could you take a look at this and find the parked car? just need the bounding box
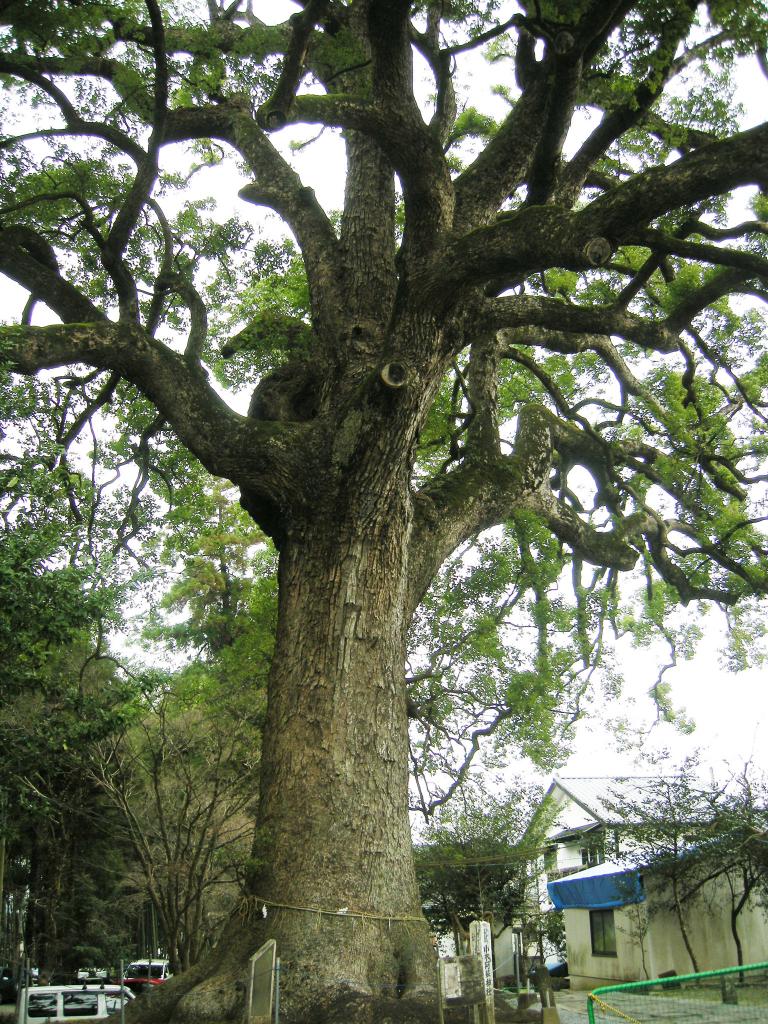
[1,966,18,1005]
[122,960,172,995]
[76,968,108,982]
[16,984,134,1024]
[528,954,569,983]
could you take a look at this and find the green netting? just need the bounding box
[587,962,768,1024]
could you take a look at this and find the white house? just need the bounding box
[530,777,768,991]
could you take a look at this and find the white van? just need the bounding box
[16,984,134,1024]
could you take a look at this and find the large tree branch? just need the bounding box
[631,229,768,282]
[102,0,168,320]
[463,332,502,460]
[256,0,332,129]
[480,294,679,353]
[0,322,311,515]
[452,0,635,229]
[277,94,454,256]
[338,131,397,329]
[413,206,614,310]
[0,59,147,162]
[111,12,286,58]
[417,125,768,308]
[452,80,551,232]
[554,1,698,207]
[666,268,759,332]
[164,103,344,338]
[500,330,656,415]
[525,52,583,207]
[0,227,105,323]
[408,405,640,613]
[408,10,456,147]
[576,122,768,242]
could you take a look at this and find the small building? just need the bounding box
[531,777,768,990]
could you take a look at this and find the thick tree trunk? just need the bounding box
[165,497,437,1023]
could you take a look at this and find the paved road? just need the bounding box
[502,988,766,1023]
[555,990,592,1022]
[496,988,592,1021]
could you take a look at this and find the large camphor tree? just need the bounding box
[2,0,768,1019]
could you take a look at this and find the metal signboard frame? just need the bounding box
[246,940,276,1024]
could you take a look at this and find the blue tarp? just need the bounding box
[548,866,645,910]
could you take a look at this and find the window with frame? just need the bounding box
[63,992,99,1017]
[590,908,617,956]
[27,993,57,1018]
[580,839,605,867]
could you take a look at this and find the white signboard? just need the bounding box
[442,960,463,1001]
[437,954,489,1024]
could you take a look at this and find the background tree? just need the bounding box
[603,766,715,972]
[2,1,768,1020]
[90,485,271,973]
[0,362,174,976]
[142,477,277,689]
[604,761,768,973]
[715,766,768,969]
[0,537,137,976]
[89,681,260,973]
[414,787,542,955]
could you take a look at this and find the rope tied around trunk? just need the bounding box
[241,894,430,926]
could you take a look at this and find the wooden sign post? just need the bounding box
[469,920,495,1024]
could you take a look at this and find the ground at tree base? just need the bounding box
[302,991,541,1023]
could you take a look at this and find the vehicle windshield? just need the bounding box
[126,964,165,979]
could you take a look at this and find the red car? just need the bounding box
[122,960,172,994]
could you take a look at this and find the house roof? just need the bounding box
[523,774,690,846]
[547,822,603,843]
[545,776,666,826]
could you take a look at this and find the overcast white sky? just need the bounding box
[558,621,768,781]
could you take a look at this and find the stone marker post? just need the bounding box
[534,963,560,1024]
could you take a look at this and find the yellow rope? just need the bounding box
[246,895,429,925]
[588,993,644,1024]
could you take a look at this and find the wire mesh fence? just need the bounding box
[587,962,768,1024]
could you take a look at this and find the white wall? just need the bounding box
[554,840,587,874]
[564,873,768,991]
[564,903,649,991]
[493,928,519,986]
[643,873,768,979]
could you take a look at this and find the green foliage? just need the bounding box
[408,514,624,806]
[144,478,277,702]
[413,1,504,35]
[0,586,139,970]
[415,785,543,937]
[602,756,768,966]
[0,528,101,695]
[212,237,311,393]
[89,658,261,968]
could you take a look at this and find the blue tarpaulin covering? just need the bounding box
[548,864,645,910]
